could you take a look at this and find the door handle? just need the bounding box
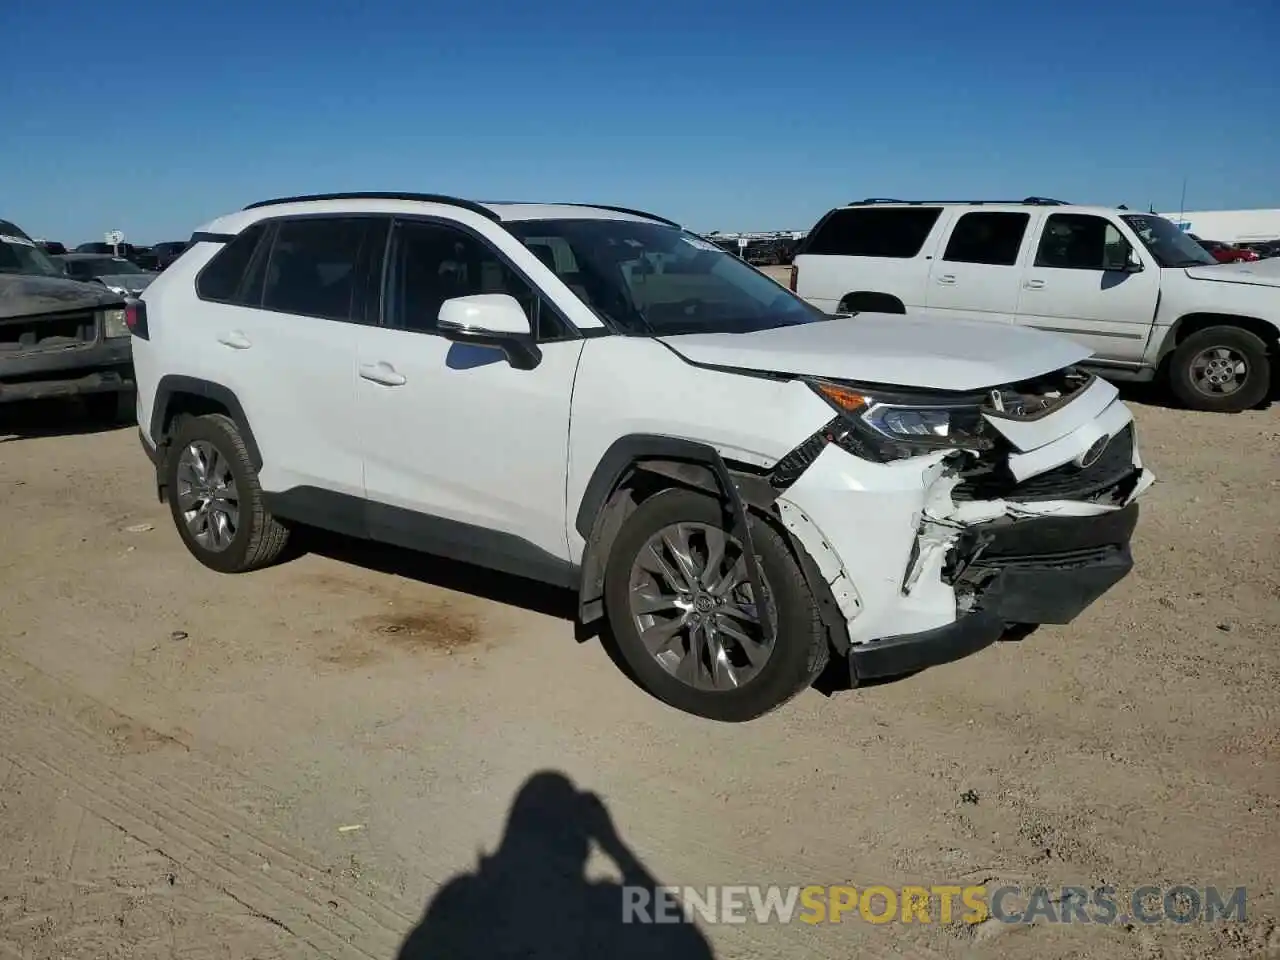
[359,361,407,387]
[1024,279,1046,290]
[936,274,957,285]
[216,330,251,349]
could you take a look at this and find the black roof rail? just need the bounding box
[847,197,1070,207]
[545,202,680,227]
[242,192,501,221]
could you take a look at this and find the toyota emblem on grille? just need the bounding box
[1078,435,1110,468]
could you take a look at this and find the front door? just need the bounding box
[354,217,585,583]
[1015,212,1159,362]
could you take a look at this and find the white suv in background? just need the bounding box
[791,197,1280,412]
[131,192,1152,722]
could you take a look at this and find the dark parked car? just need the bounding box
[1,223,134,415]
[151,240,189,271]
[75,241,158,271]
[35,240,68,255]
[56,253,159,297]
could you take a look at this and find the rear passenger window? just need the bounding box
[802,207,942,258]
[195,223,267,303]
[261,218,368,321]
[942,212,1029,266]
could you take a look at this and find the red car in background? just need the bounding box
[1190,234,1260,264]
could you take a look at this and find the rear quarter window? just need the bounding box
[195,223,269,304]
[802,207,942,258]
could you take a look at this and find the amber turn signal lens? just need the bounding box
[814,382,868,414]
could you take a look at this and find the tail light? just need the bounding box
[788,264,798,292]
[125,299,149,339]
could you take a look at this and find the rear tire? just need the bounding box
[164,413,290,573]
[1168,325,1271,412]
[602,488,828,722]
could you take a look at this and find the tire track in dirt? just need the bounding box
[0,672,417,959]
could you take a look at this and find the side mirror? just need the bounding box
[437,294,541,370]
[1124,251,1145,273]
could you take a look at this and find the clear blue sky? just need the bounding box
[3,0,1277,243]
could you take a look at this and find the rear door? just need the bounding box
[1014,212,1159,361]
[198,215,385,502]
[924,210,1035,324]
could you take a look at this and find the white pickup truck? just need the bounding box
[791,198,1279,412]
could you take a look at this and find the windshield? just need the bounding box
[1121,214,1217,267]
[0,234,66,278]
[505,219,827,336]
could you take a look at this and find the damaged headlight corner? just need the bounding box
[100,307,129,338]
[805,379,995,462]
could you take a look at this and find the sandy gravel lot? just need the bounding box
[0,386,1277,959]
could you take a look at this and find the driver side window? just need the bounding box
[1034,214,1130,271]
[385,220,572,340]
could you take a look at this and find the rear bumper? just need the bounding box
[849,502,1138,680]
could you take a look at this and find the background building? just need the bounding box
[1157,208,1280,242]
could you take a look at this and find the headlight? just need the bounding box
[101,307,129,338]
[808,379,994,461]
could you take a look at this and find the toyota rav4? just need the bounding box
[130,193,1154,722]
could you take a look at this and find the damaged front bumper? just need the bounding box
[774,374,1154,684]
[851,502,1139,679]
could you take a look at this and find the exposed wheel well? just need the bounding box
[1166,313,1279,359]
[149,377,262,501]
[161,392,230,437]
[837,291,906,315]
[575,454,850,655]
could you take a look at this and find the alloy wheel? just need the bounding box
[175,440,240,552]
[627,521,775,691]
[1190,346,1248,397]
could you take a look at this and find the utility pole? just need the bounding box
[1178,177,1187,222]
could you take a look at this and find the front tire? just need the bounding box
[602,488,828,722]
[164,413,290,573]
[1168,326,1271,412]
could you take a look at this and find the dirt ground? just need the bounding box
[0,384,1277,960]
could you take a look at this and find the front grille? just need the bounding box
[952,425,1137,503]
[0,310,97,353]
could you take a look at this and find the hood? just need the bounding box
[657,312,1092,392]
[1184,257,1280,289]
[96,272,157,294]
[0,273,126,320]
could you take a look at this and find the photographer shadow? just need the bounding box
[396,771,714,960]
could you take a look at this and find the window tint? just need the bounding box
[802,207,942,258]
[261,218,369,321]
[195,223,267,303]
[1034,214,1130,270]
[506,220,826,336]
[386,220,570,340]
[942,212,1029,266]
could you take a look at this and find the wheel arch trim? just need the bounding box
[151,375,263,471]
[573,435,770,637]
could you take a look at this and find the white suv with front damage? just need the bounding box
[130,192,1153,722]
